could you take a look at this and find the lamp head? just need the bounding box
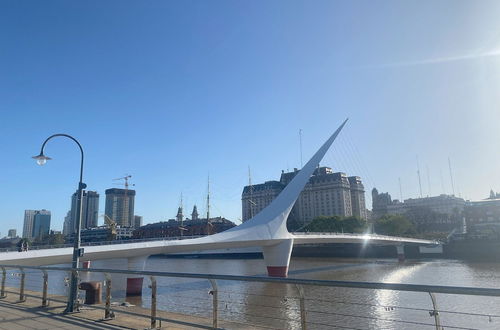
[32,153,51,166]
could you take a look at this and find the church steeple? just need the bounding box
[176,193,183,222]
[176,206,183,222]
[191,205,199,220]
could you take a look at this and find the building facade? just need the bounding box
[23,210,51,240]
[133,215,143,228]
[105,188,136,227]
[23,210,37,239]
[242,167,367,228]
[7,229,16,239]
[68,190,100,233]
[133,217,235,239]
[464,198,500,226]
[372,189,465,231]
[32,211,51,239]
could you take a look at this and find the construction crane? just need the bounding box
[100,214,117,241]
[113,175,135,227]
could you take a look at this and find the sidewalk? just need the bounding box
[0,288,262,329]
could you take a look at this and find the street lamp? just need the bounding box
[33,134,86,313]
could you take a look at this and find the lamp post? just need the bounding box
[32,134,86,313]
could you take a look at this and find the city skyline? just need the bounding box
[2,1,500,233]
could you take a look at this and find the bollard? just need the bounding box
[0,267,6,299]
[295,284,307,330]
[428,292,441,330]
[42,270,49,307]
[18,267,26,302]
[104,273,114,320]
[149,276,157,329]
[208,279,218,329]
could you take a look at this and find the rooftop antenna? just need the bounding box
[299,129,303,168]
[416,156,423,198]
[448,157,456,196]
[398,177,403,201]
[426,165,431,197]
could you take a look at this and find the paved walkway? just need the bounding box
[0,288,261,329]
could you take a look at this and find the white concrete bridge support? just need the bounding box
[127,256,148,296]
[396,244,405,262]
[262,239,293,277]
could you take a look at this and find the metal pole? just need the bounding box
[295,284,307,330]
[209,279,218,329]
[18,267,26,302]
[42,270,49,307]
[149,276,157,329]
[0,267,6,298]
[35,134,85,314]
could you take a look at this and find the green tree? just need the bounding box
[300,215,367,233]
[375,214,415,236]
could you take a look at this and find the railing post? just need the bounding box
[208,279,218,329]
[428,292,441,330]
[295,284,307,330]
[104,273,114,320]
[42,269,49,307]
[0,267,6,299]
[149,276,157,329]
[18,267,26,302]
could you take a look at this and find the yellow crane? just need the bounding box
[101,214,117,240]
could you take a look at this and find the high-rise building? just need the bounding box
[105,188,135,227]
[32,210,51,239]
[7,229,16,238]
[63,210,72,236]
[242,167,367,228]
[134,215,143,228]
[23,210,37,239]
[69,190,99,231]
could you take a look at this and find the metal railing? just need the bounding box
[0,235,206,253]
[1,264,500,329]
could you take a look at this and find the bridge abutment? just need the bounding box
[262,239,293,277]
[127,256,147,296]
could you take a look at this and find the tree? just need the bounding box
[375,214,415,236]
[300,215,367,233]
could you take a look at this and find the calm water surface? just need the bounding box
[11,257,500,329]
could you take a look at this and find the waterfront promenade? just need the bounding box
[0,287,258,330]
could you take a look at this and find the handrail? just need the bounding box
[0,235,206,253]
[1,264,499,297]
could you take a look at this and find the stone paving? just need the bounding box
[0,288,262,329]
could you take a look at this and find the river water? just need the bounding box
[10,257,500,329]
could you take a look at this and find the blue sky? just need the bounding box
[1,1,500,234]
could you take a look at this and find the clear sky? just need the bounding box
[1,1,500,235]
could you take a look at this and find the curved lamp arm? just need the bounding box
[32,134,84,184]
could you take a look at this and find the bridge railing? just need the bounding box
[0,264,499,329]
[0,235,206,253]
